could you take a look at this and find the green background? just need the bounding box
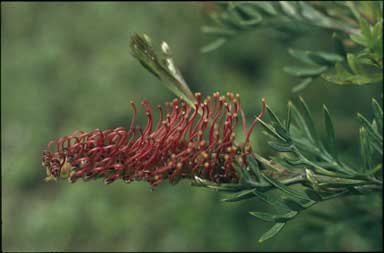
[2,2,382,251]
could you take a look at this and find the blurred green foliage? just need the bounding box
[1,2,382,251]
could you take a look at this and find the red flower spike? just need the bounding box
[42,92,266,187]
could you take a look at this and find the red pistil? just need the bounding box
[42,92,265,187]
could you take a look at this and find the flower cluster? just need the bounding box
[42,92,265,187]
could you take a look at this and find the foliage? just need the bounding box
[202,1,383,92]
[130,31,383,242]
[193,97,382,241]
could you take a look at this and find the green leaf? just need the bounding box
[359,17,372,47]
[321,71,383,85]
[371,98,383,131]
[201,26,237,37]
[350,34,367,47]
[286,101,292,131]
[369,137,383,156]
[283,157,306,167]
[323,105,338,160]
[292,77,312,93]
[247,156,264,183]
[259,119,288,142]
[347,53,362,74]
[372,20,382,40]
[359,127,371,172]
[191,177,245,192]
[266,105,284,129]
[201,38,227,53]
[284,66,328,77]
[258,223,286,243]
[321,62,383,85]
[252,191,292,211]
[262,175,311,201]
[250,210,298,222]
[282,197,314,211]
[237,5,263,26]
[357,113,383,144]
[288,48,317,65]
[304,189,322,201]
[279,1,298,17]
[268,141,293,152]
[232,162,246,180]
[306,51,343,66]
[221,188,256,202]
[205,183,247,192]
[274,125,291,143]
[252,2,278,16]
[298,97,320,145]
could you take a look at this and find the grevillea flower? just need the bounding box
[42,92,265,187]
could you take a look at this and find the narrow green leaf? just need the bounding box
[192,177,248,192]
[306,51,343,66]
[359,127,370,172]
[298,97,320,145]
[274,125,291,143]
[279,1,297,17]
[321,71,382,85]
[357,113,383,144]
[284,157,306,166]
[247,156,265,183]
[262,175,311,201]
[372,20,382,39]
[359,17,372,46]
[237,5,263,26]
[233,162,245,180]
[350,34,367,47]
[283,66,328,77]
[282,197,314,211]
[221,188,256,202]
[347,53,362,74]
[252,2,278,16]
[201,26,236,37]
[268,141,293,152]
[304,189,322,201]
[201,38,227,53]
[286,101,292,131]
[250,210,298,222]
[323,105,338,160]
[266,105,284,129]
[364,163,382,176]
[371,98,383,131]
[209,11,226,27]
[252,191,292,211]
[288,48,317,65]
[369,138,383,155]
[258,223,286,243]
[258,119,288,142]
[220,10,247,30]
[299,2,348,31]
[292,77,312,93]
